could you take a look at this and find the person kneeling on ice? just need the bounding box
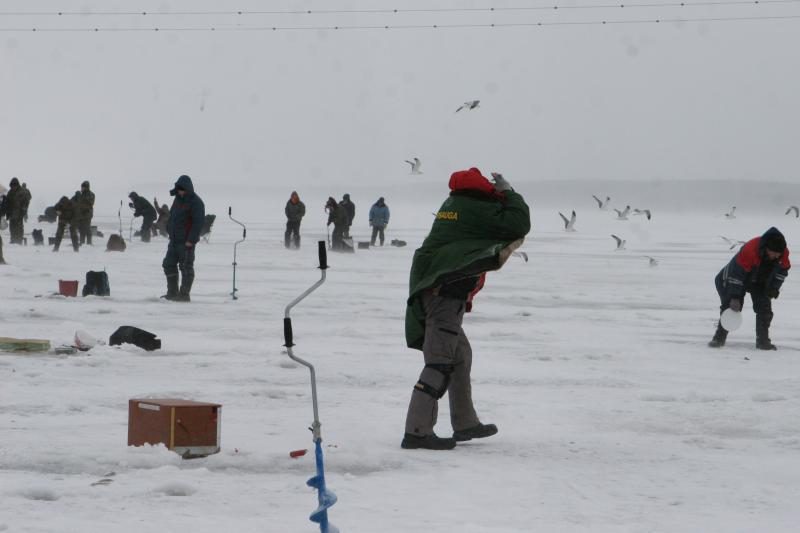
[162,175,205,302]
[709,227,790,350]
[402,168,531,450]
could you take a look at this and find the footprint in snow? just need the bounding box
[153,482,196,497]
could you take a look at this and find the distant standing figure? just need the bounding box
[153,197,170,237]
[162,175,205,302]
[20,183,32,222]
[74,180,95,245]
[53,195,79,252]
[340,193,355,239]
[5,178,29,244]
[369,197,390,246]
[285,191,306,249]
[709,227,790,350]
[129,192,157,242]
[325,196,349,251]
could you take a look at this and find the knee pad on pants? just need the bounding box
[414,364,454,399]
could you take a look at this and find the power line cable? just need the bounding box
[2,13,800,32]
[0,0,798,17]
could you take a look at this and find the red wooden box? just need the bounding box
[128,399,221,458]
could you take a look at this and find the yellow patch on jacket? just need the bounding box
[436,211,459,221]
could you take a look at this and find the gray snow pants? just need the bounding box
[404,292,480,436]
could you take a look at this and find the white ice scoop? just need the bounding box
[720,309,743,331]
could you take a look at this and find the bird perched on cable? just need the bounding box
[455,100,480,113]
[405,157,423,175]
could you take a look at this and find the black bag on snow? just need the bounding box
[83,270,110,297]
[109,326,161,351]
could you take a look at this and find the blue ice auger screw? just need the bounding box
[228,206,247,300]
[283,241,338,533]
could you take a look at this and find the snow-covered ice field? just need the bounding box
[2,181,800,532]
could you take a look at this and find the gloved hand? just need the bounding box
[728,299,742,312]
[490,172,513,192]
[767,287,780,299]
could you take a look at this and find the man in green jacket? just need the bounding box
[402,168,531,450]
[74,180,95,245]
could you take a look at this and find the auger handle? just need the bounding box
[318,241,328,270]
[284,317,294,348]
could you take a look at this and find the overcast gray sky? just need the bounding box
[1,0,799,197]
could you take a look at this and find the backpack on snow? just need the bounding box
[83,271,110,297]
[109,326,161,351]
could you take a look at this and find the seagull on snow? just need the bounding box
[724,206,737,219]
[611,234,626,251]
[633,208,652,220]
[455,100,480,113]
[720,236,746,250]
[405,157,423,175]
[786,205,799,218]
[559,210,577,232]
[614,205,631,220]
[592,195,611,210]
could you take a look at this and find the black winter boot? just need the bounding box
[175,276,193,302]
[708,322,728,348]
[161,274,179,301]
[453,423,498,442]
[756,312,777,350]
[401,433,456,450]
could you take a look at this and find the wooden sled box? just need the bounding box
[128,399,221,458]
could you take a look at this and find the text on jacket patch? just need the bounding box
[436,211,459,221]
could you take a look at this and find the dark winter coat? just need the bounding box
[340,195,355,226]
[405,168,531,350]
[130,193,157,220]
[285,195,306,222]
[4,180,26,220]
[717,227,791,301]
[327,203,348,228]
[167,175,206,245]
[369,200,390,227]
[74,189,95,221]
[54,196,76,223]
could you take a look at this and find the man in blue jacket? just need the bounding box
[162,175,205,302]
[369,197,390,246]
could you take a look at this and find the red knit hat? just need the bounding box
[448,167,497,196]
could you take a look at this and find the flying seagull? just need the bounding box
[512,251,529,262]
[405,157,423,175]
[644,256,659,267]
[633,208,652,220]
[455,100,480,113]
[724,206,737,219]
[611,234,626,251]
[786,205,799,218]
[559,210,577,232]
[592,195,611,210]
[614,205,631,220]
[720,235,746,250]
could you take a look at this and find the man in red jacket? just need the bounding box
[709,227,790,350]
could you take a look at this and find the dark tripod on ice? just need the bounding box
[228,206,246,300]
[282,241,338,533]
